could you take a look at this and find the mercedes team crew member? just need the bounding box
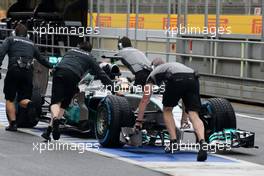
[136,59,208,162]
[0,24,53,132]
[116,36,152,87]
[41,41,114,141]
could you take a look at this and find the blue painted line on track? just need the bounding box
[100,146,236,162]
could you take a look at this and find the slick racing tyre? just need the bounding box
[117,96,135,127]
[95,95,131,148]
[206,98,236,133]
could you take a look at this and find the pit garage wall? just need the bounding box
[97,28,264,104]
[199,75,264,104]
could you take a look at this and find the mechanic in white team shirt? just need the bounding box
[136,58,208,162]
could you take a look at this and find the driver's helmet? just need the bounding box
[99,62,121,80]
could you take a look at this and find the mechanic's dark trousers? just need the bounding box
[134,69,151,87]
[4,67,33,122]
[4,67,33,102]
[51,68,80,110]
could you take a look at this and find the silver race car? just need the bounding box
[23,57,256,151]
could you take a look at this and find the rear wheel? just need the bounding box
[31,87,42,118]
[16,88,41,128]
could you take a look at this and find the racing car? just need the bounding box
[18,57,256,151]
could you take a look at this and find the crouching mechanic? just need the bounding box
[136,59,207,161]
[116,37,152,87]
[0,24,53,131]
[41,41,114,141]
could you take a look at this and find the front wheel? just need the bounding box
[95,95,130,148]
[202,98,237,141]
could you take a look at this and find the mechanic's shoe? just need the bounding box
[164,139,179,154]
[197,139,208,162]
[52,118,61,140]
[41,126,52,141]
[27,101,37,121]
[5,121,17,132]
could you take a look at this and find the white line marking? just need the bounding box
[236,113,264,121]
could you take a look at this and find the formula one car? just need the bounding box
[26,57,256,151]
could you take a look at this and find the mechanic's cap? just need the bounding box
[15,23,28,37]
[151,58,165,67]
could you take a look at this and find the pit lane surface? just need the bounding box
[0,71,264,176]
[0,128,168,176]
